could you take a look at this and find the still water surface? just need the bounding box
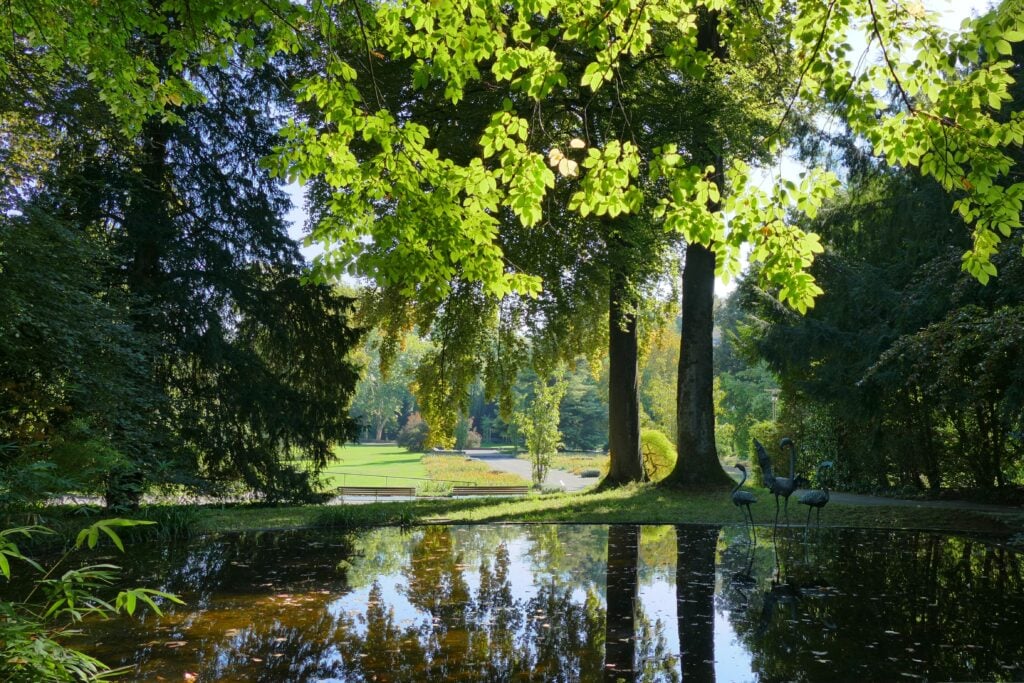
[83,524,1024,681]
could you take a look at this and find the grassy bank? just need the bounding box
[47,484,1021,539]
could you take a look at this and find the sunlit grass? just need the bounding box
[309,444,529,492]
[549,451,608,475]
[82,484,1021,537]
[421,454,528,491]
[315,444,429,488]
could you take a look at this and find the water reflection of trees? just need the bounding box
[85,525,696,681]
[675,525,718,682]
[332,525,609,681]
[84,524,1024,681]
[718,528,1024,682]
[85,530,359,679]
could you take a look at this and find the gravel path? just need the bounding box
[464,449,593,492]
[825,491,1020,513]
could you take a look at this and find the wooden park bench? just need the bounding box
[336,486,416,500]
[450,485,530,497]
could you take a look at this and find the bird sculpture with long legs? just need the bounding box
[753,438,800,529]
[798,461,833,528]
[731,464,758,540]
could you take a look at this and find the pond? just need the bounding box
[80,524,1024,682]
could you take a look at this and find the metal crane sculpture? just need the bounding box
[798,461,834,527]
[753,438,799,529]
[731,463,758,539]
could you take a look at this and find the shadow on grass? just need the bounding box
[32,485,1018,538]
[308,485,1016,535]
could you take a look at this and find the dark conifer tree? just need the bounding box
[1,35,362,506]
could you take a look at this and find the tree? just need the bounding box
[742,158,1024,491]
[2,17,363,505]
[397,413,430,452]
[514,373,567,488]
[349,331,425,441]
[559,360,609,452]
[271,0,1024,490]
[11,0,1024,492]
[0,208,158,504]
[873,304,1024,489]
[640,319,681,444]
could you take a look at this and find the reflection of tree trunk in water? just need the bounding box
[676,525,719,682]
[605,524,640,681]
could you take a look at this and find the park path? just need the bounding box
[464,459,1021,513]
[464,449,592,492]
[825,491,1020,513]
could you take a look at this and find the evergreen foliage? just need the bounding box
[1,29,362,505]
[743,169,1024,492]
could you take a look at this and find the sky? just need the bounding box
[285,0,992,295]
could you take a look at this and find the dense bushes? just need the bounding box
[397,413,430,452]
[641,429,676,482]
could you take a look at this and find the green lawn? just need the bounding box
[319,444,429,488]
[317,444,528,491]
[34,448,1024,541]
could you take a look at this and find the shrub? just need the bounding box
[641,429,676,482]
[464,429,482,449]
[0,519,182,681]
[397,413,429,452]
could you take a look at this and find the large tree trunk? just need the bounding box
[106,116,173,511]
[662,8,733,490]
[603,264,644,486]
[664,243,733,488]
